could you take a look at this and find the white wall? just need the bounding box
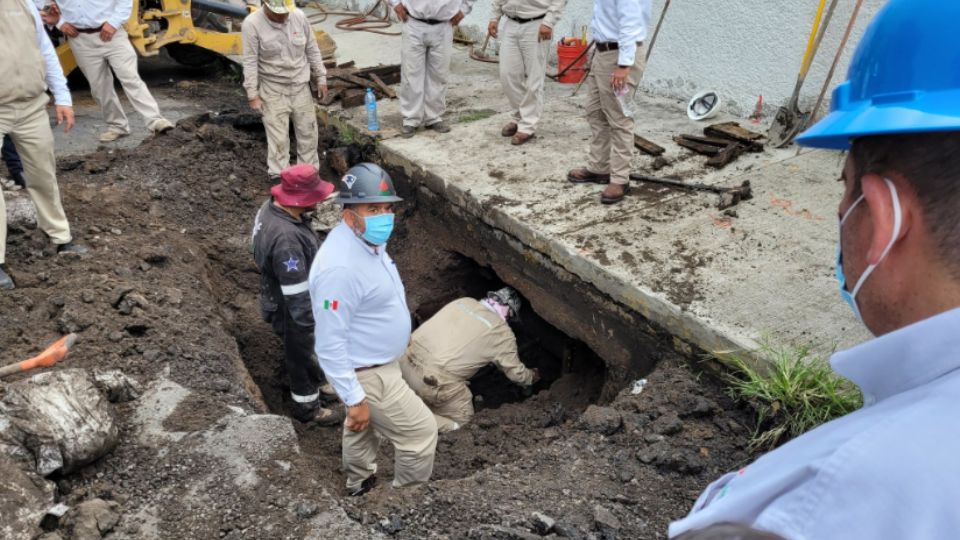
[329,0,885,115]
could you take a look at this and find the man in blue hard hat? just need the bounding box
[670,0,960,537]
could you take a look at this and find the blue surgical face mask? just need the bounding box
[835,178,902,322]
[354,212,394,246]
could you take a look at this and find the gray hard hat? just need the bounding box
[337,163,403,205]
[486,287,521,319]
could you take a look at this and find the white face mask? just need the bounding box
[835,177,903,322]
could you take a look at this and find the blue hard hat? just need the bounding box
[797,0,960,150]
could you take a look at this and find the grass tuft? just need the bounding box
[718,342,863,451]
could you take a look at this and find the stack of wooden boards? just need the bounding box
[321,63,401,108]
[633,122,765,170]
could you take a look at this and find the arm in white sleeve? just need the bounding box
[303,16,327,86]
[489,0,504,21]
[32,6,72,106]
[240,19,260,100]
[310,266,366,406]
[544,0,566,28]
[616,0,644,66]
[107,0,133,30]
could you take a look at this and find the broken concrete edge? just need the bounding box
[319,112,766,396]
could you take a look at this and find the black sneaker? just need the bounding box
[291,400,344,426]
[57,242,89,256]
[12,171,26,188]
[0,266,14,290]
[426,121,450,134]
[348,474,378,497]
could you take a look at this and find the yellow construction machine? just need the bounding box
[55,0,336,76]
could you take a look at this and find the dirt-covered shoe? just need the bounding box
[99,130,129,143]
[150,118,175,134]
[292,400,344,426]
[57,242,89,257]
[320,382,337,398]
[501,122,518,137]
[511,132,535,146]
[401,125,416,139]
[567,168,610,184]
[348,474,378,497]
[426,121,450,134]
[600,183,629,205]
[0,177,21,191]
[0,266,14,290]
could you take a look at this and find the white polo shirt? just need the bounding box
[669,307,960,539]
[308,222,411,407]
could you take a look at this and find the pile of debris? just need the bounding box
[322,63,401,108]
[673,122,765,169]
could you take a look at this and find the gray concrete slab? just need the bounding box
[326,37,871,358]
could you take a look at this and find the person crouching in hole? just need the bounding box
[400,287,541,432]
[251,164,342,425]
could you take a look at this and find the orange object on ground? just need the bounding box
[557,41,589,84]
[0,333,77,379]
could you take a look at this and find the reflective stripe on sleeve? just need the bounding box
[280,281,310,296]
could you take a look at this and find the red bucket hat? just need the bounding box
[271,164,336,207]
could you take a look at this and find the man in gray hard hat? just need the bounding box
[400,287,540,432]
[309,162,438,497]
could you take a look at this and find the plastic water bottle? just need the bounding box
[615,86,635,118]
[365,88,379,132]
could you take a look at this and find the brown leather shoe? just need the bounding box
[567,168,611,184]
[511,132,535,146]
[501,122,518,137]
[600,183,629,205]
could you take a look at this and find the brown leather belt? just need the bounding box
[595,41,642,52]
[505,13,545,24]
[75,26,104,33]
[355,363,389,373]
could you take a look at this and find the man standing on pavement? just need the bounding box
[309,163,438,496]
[42,0,175,142]
[670,1,960,537]
[400,288,539,432]
[389,0,475,139]
[0,0,88,290]
[252,164,341,425]
[242,0,328,182]
[567,0,650,205]
[488,0,566,146]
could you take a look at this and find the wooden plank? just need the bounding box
[674,136,722,156]
[706,143,746,169]
[331,71,375,90]
[340,88,366,108]
[368,73,396,99]
[704,121,763,144]
[633,134,665,156]
[678,134,734,148]
[337,60,356,69]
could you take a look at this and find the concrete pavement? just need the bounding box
[317,18,871,363]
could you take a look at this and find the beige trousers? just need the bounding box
[68,28,166,133]
[399,18,453,128]
[584,47,647,185]
[399,355,474,433]
[0,94,72,264]
[499,17,550,135]
[260,82,319,177]
[342,361,438,491]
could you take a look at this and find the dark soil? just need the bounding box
[0,102,756,538]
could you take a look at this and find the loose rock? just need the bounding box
[578,405,622,436]
[61,498,121,540]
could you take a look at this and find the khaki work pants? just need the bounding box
[399,355,474,433]
[68,28,166,133]
[342,361,438,491]
[399,18,453,128]
[584,47,647,185]
[260,82,319,177]
[0,94,72,264]
[499,17,550,135]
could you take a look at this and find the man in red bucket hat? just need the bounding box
[252,163,342,425]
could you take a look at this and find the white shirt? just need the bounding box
[590,0,651,66]
[669,307,960,540]
[27,0,71,106]
[309,222,411,406]
[57,0,131,32]
[387,0,475,22]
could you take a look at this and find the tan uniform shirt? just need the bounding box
[0,0,48,106]
[491,0,566,28]
[241,8,326,100]
[408,298,535,386]
[388,0,475,21]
